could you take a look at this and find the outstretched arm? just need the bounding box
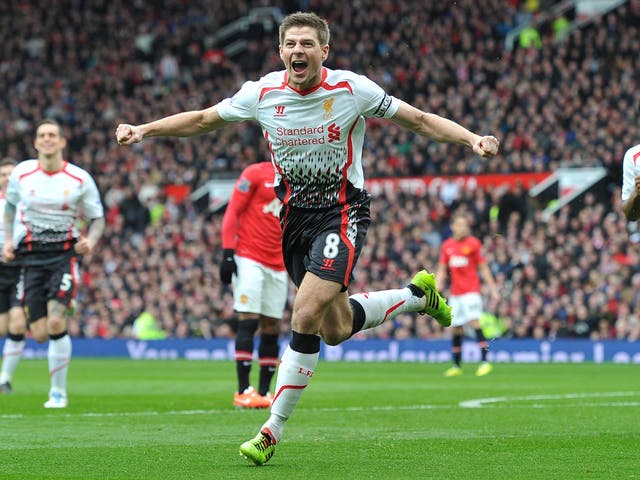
[390,101,499,158]
[116,104,229,145]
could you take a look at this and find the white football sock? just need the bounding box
[0,338,25,384]
[262,345,319,442]
[350,287,424,330]
[48,334,72,396]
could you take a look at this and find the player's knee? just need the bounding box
[259,317,279,335]
[47,316,67,335]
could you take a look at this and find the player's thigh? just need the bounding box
[0,312,7,335]
[292,272,345,333]
[306,211,370,290]
[22,266,48,325]
[46,255,80,308]
[0,264,21,322]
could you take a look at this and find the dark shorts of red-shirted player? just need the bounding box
[281,191,371,291]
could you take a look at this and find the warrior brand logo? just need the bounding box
[323,97,334,119]
[327,123,340,143]
[321,258,336,271]
[274,105,286,117]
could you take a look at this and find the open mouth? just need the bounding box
[292,60,307,73]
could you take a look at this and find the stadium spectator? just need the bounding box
[220,162,287,409]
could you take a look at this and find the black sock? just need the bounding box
[8,332,25,342]
[349,298,366,337]
[290,331,321,354]
[475,328,489,362]
[235,319,259,393]
[258,334,279,396]
[49,330,68,341]
[452,334,462,367]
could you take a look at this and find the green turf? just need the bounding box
[0,359,638,479]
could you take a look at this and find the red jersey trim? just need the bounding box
[263,69,354,98]
[339,202,356,286]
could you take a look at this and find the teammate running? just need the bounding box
[3,119,105,408]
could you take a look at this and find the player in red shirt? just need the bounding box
[436,211,500,377]
[220,162,288,409]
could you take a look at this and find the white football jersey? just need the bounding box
[6,159,104,251]
[621,144,640,202]
[217,67,400,208]
[0,191,9,252]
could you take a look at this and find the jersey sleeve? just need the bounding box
[352,74,400,119]
[621,148,636,202]
[5,169,20,207]
[472,237,485,264]
[221,166,256,249]
[216,80,260,122]
[81,173,105,219]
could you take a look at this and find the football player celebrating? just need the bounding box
[116,11,498,465]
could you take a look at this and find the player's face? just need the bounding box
[279,26,329,90]
[34,123,66,158]
[451,216,470,240]
[0,165,14,191]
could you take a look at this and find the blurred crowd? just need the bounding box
[0,0,639,341]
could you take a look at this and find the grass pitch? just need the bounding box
[0,359,638,479]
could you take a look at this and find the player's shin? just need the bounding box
[48,332,71,395]
[0,333,25,384]
[235,318,259,393]
[258,333,279,396]
[349,287,418,335]
[262,332,320,442]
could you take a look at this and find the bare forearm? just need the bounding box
[87,217,105,245]
[435,265,447,289]
[480,264,496,290]
[392,103,479,146]
[138,110,210,138]
[417,112,479,146]
[138,104,228,139]
[4,202,15,242]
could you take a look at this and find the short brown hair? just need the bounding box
[279,11,330,46]
[36,118,64,137]
[0,157,17,168]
